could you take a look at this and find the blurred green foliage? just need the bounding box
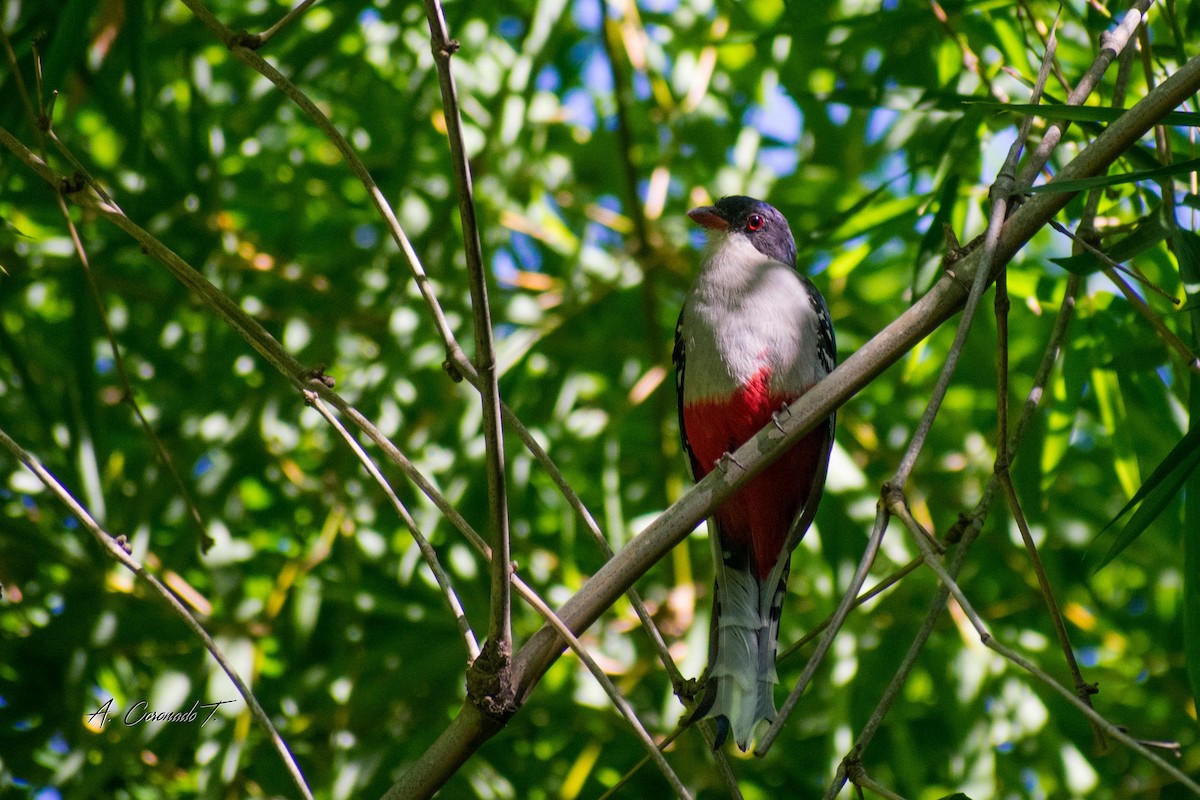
[1,0,1199,798]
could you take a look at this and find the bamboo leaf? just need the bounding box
[1086,424,1200,573]
[965,100,1200,127]
[1022,156,1200,195]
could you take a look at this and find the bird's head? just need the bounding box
[687,195,797,269]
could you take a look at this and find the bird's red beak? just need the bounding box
[688,206,729,230]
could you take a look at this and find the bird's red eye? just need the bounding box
[745,214,764,232]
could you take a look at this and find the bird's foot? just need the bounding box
[715,451,744,471]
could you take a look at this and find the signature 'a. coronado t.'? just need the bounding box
[673,195,836,750]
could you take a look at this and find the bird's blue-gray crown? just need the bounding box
[687,195,797,270]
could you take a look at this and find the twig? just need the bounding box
[824,271,1083,800]
[178,0,688,705]
[306,393,480,661]
[847,762,909,800]
[504,45,1200,705]
[422,0,514,671]
[0,428,313,800]
[1016,0,1155,188]
[2,35,215,553]
[895,496,1200,795]
[778,557,922,663]
[256,0,319,48]
[1046,217,1180,304]
[894,14,1056,489]
[13,43,1200,794]
[930,0,1006,102]
[756,499,889,753]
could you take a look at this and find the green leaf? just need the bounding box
[1022,156,1200,195]
[1087,422,1200,574]
[1178,229,1200,712]
[965,100,1200,127]
[1049,211,1168,275]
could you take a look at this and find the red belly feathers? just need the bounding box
[682,366,822,580]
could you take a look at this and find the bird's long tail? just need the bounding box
[691,541,790,751]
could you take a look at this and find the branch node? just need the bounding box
[60,172,86,194]
[466,639,518,720]
[229,29,263,50]
[302,363,336,389]
[114,534,132,554]
[443,356,465,383]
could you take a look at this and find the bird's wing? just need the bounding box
[673,307,702,482]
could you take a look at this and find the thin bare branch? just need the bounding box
[895,496,1200,796]
[1017,0,1154,187]
[0,428,313,800]
[308,394,480,661]
[422,0,514,667]
[757,499,889,753]
[256,0,319,48]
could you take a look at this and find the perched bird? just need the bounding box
[673,195,836,750]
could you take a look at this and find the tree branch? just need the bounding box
[0,428,313,800]
[422,0,514,695]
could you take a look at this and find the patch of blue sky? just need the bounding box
[866,107,898,145]
[597,194,623,213]
[633,71,651,101]
[536,65,560,92]
[492,249,519,285]
[563,88,598,130]
[497,17,524,41]
[981,126,1018,184]
[353,223,379,249]
[760,147,799,177]
[95,355,114,375]
[34,789,62,800]
[49,733,69,754]
[1021,768,1041,797]
[641,0,679,12]
[912,171,934,196]
[510,231,543,271]
[996,740,1014,753]
[573,0,602,32]
[645,22,671,42]
[583,46,614,94]
[193,453,214,478]
[586,222,624,250]
[358,7,380,25]
[860,150,908,191]
[827,102,851,126]
[1078,647,1099,668]
[1157,365,1173,387]
[806,251,833,277]
[863,47,883,74]
[745,83,803,144]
